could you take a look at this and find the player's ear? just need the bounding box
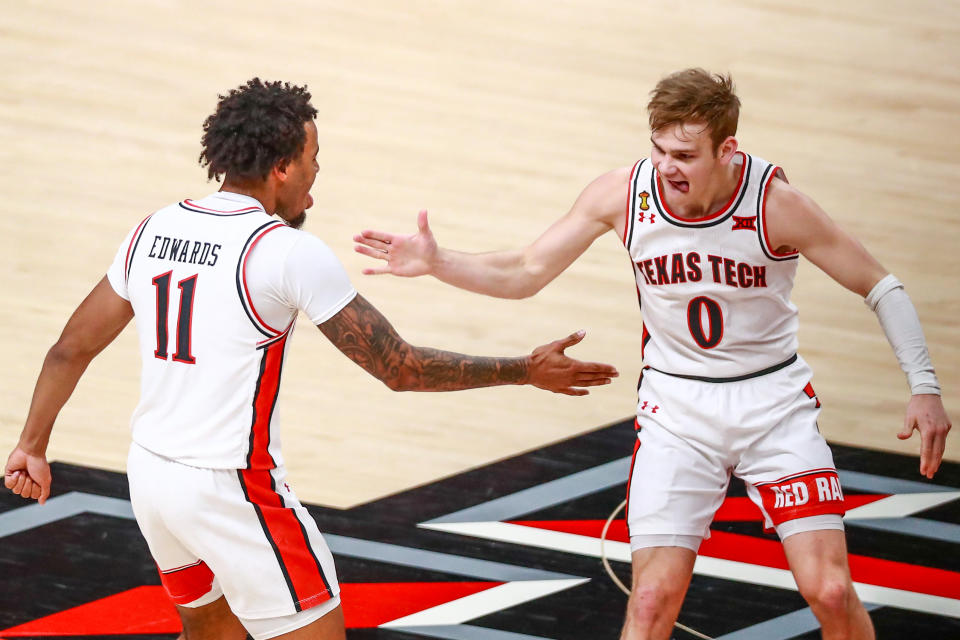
[716,136,738,164]
[272,159,290,183]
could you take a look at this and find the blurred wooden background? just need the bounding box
[1,0,957,507]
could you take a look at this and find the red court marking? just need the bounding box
[510,493,889,541]
[511,515,960,601]
[0,581,502,635]
[341,581,500,628]
[0,586,180,636]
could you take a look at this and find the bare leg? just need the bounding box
[619,546,697,640]
[175,595,248,640]
[783,530,875,640]
[273,605,346,640]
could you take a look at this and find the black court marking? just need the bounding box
[1,419,958,639]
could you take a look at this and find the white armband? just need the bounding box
[864,274,940,395]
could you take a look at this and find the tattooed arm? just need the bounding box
[318,294,617,395]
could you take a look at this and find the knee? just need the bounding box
[800,577,855,616]
[627,581,685,625]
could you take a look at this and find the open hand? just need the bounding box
[354,209,438,277]
[4,446,52,505]
[899,394,952,479]
[527,330,618,396]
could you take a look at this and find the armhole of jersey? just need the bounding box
[236,221,288,338]
[623,159,645,247]
[124,214,154,284]
[757,165,799,261]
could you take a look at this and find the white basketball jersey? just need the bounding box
[623,152,799,379]
[107,192,356,469]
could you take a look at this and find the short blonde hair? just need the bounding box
[647,68,740,151]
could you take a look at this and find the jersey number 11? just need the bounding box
[152,271,197,364]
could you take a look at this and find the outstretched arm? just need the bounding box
[354,169,630,299]
[765,180,951,478]
[319,294,617,394]
[4,277,134,504]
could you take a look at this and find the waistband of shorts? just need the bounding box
[644,353,798,383]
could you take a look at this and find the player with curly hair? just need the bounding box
[3,78,618,639]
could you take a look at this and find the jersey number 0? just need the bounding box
[152,271,197,364]
[687,296,723,350]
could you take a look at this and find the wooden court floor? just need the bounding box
[1,1,957,509]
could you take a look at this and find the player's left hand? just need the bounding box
[4,446,52,504]
[526,330,618,396]
[899,394,952,479]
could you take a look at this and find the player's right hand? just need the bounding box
[354,209,438,277]
[527,330,618,396]
[4,446,52,505]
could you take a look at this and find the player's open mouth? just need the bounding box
[667,179,689,193]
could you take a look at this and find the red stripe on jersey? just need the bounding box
[241,223,286,335]
[640,323,650,360]
[622,161,641,245]
[239,469,334,611]
[760,166,799,258]
[182,198,262,214]
[124,214,153,281]
[655,151,746,223]
[157,560,214,605]
[247,333,288,470]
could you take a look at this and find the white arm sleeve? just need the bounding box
[864,274,940,395]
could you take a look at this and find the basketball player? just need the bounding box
[2,79,618,640]
[353,68,952,639]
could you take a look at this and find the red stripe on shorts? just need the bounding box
[623,423,642,531]
[239,469,333,611]
[157,560,215,605]
[754,469,846,526]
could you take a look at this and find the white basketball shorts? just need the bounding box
[127,443,340,635]
[626,355,845,544]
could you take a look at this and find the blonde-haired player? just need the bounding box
[354,68,952,640]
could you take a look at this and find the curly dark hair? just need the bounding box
[199,78,318,182]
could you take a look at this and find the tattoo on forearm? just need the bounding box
[320,295,529,391]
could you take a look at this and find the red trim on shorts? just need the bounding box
[754,469,846,526]
[241,223,286,335]
[760,166,799,258]
[803,381,821,408]
[623,422,642,531]
[157,560,215,606]
[238,469,334,612]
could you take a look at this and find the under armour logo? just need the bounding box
[284,483,291,492]
[638,212,656,225]
[640,401,660,413]
[732,215,757,231]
